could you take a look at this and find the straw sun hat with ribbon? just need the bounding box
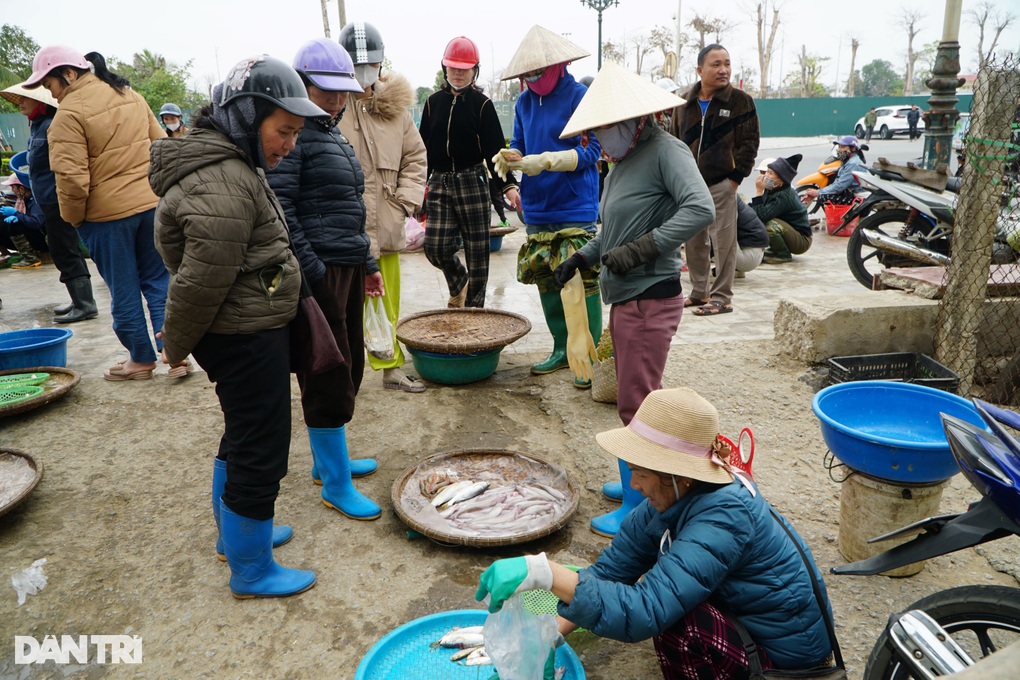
[560,61,685,139]
[502,25,589,81]
[596,388,735,485]
[0,82,59,109]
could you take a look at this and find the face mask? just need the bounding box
[763,177,778,190]
[354,64,379,89]
[166,121,181,132]
[594,117,642,162]
[837,149,852,161]
[525,65,563,97]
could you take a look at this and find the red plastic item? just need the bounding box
[823,198,864,237]
[719,428,755,479]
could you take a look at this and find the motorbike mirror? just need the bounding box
[973,400,1020,457]
[860,144,870,152]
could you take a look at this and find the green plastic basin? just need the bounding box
[407,347,502,385]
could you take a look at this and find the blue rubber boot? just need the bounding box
[601,481,623,502]
[213,458,292,561]
[590,458,642,538]
[311,454,377,484]
[219,501,316,599]
[307,426,381,520]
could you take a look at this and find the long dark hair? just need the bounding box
[44,51,130,95]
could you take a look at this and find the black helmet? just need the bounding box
[220,54,326,118]
[579,75,594,88]
[338,22,384,65]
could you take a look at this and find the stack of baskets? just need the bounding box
[591,327,616,404]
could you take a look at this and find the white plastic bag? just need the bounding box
[404,216,425,252]
[364,296,395,361]
[12,558,47,606]
[483,594,559,680]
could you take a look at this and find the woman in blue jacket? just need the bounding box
[268,39,382,522]
[477,388,836,679]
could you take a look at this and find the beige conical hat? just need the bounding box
[560,61,685,139]
[0,82,59,109]
[502,25,589,80]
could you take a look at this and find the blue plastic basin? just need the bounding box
[408,347,502,385]
[9,151,30,186]
[0,328,73,370]
[812,381,986,483]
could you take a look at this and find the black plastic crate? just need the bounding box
[826,352,960,393]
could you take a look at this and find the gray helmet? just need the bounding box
[159,102,183,117]
[220,55,327,118]
[338,22,384,65]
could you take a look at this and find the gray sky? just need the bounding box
[12,0,1020,97]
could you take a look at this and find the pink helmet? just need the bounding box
[24,45,89,88]
[2,173,26,188]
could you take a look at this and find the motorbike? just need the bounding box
[842,169,1020,289]
[832,399,1020,679]
[796,143,869,214]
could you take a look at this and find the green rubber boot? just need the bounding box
[531,290,570,375]
[573,293,604,389]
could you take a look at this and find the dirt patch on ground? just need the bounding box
[3,339,1019,678]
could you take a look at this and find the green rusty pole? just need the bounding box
[923,0,965,171]
[581,0,619,71]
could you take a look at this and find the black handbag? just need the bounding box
[729,508,848,680]
[289,279,344,376]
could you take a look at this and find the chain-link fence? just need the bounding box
[935,55,1020,402]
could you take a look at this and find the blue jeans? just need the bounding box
[77,209,169,363]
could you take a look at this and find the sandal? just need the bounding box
[167,359,195,379]
[683,296,710,308]
[384,373,426,393]
[691,301,733,316]
[104,363,155,381]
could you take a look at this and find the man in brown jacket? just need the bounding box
[669,44,759,316]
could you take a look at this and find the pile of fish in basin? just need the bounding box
[391,449,580,546]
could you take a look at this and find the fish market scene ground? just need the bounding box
[3,137,1019,678]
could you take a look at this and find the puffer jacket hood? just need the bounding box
[150,127,250,197]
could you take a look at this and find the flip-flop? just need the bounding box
[692,301,733,316]
[104,364,155,381]
[384,374,426,393]
[683,297,710,308]
[167,359,195,380]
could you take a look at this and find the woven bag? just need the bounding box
[591,358,617,403]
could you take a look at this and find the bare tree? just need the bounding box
[602,40,626,67]
[336,0,347,30]
[648,25,679,78]
[899,9,923,95]
[967,0,1016,69]
[847,35,860,96]
[688,14,733,53]
[320,0,331,37]
[790,45,830,97]
[753,1,781,99]
[629,34,652,75]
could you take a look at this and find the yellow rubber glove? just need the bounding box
[491,149,522,181]
[561,269,596,382]
[512,150,578,176]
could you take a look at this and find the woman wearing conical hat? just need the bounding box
[476,388,837,679]
[548,62,715,538]
[492,25,604,392]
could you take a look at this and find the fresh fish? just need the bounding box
[437,631,485,648]
[432,480,473,507]
[464,653,493,666]
[442,481,490,507]
[555,667,566,680]
[450,645,483,661]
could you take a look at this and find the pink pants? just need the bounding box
[609,294,684,425]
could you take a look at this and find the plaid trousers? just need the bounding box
[653,602,773,680]
[424,165,491,308]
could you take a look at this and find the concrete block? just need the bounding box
[774,292,939,363]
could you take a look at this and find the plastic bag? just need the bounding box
[404,215,425,252]
[364,296,395,361]
[12,558,47,606]
[483,593,559,680]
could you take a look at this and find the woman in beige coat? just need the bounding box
[25,46,172,381]
[338,22,428,392]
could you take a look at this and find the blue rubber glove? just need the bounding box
[475,553,553,613]
[4,215,18,224]
[0,206,16,217]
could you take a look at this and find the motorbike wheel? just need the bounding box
[846,208,911,288]
[796,185,821,214]
[863,585,1020,680]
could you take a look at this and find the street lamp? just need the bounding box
[581,0,619,70]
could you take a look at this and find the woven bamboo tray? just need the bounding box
[391,449,579,547]
[0,366,81,418]
[0,448,43,518]
[489,225,517,237]
[396,308,531,354]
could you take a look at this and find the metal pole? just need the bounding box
[923,0,965,171]
[597,11,604,70]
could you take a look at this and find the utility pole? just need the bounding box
[923,0,964,171]
[320,0,331,38]
[675,0,683,70]
[336,0,346,31]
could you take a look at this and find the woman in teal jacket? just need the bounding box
[477,388,836,679]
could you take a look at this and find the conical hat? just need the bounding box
[0,82,58,109]
[560,61,685,138]
[502,25,589,80]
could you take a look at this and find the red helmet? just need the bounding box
[442,36,479,69]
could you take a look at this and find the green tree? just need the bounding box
[110,53,205,121]
[433,69,445,91]
[861,59,904,96]
[0,24,41,112]
[415,86,431,106]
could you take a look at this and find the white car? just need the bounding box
[854,105,926,140]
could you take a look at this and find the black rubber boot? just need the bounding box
[54,276,98,323]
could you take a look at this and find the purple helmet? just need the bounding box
[293,38,363,93]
